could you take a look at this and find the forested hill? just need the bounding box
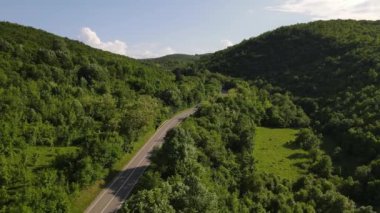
[0,21,223,212]
[141,54,201,71]
[202,20,380,209]
[203,20,380,97]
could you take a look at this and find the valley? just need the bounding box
[0,19,379,212]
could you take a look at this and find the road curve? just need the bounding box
[85,108,197,213]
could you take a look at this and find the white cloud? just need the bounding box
[221,39,234,48]
[268,0,380,20]
[127,43,176,59]
[79,27,176,59]
[80,27,127,55]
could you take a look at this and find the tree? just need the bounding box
[123,184,175,213]
[310,156,333,178]
[294,128,321,150]
[77,64,107,84]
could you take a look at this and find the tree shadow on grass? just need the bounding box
[287,152,310,171]
[283,141,299,150]
[93,165,149,211]
[106,165,149,199]
[293,161,310,171]
[287,152,309,160]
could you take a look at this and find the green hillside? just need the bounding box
[0,22,223,212]
[202,20,380,209]
[203,20,380,97]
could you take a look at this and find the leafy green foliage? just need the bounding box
[0,22,223,212]
[263,93,310,128]
[294,128,321,151]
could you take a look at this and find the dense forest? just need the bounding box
[200,20,380,210]
[1,19,380,212]
[0,22,223,212]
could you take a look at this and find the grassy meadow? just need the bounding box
[254,127,309,180]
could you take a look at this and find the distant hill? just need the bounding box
[203,20,380,97]
[145,53,201,62]
[142,54,201,70]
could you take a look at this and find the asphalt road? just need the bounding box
[85,108,197,213]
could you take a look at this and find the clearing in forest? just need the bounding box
[254,127,309,180]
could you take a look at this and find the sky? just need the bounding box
[1,0,380,58]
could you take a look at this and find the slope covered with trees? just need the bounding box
[202,20,380,210]
[0,22,223,212]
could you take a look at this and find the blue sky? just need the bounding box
[1,0,379,58]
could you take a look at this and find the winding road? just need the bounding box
[85,108,197,213]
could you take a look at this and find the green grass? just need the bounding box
[70,127,155,213]
[26,146,79,169]
[254,127,309,180]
